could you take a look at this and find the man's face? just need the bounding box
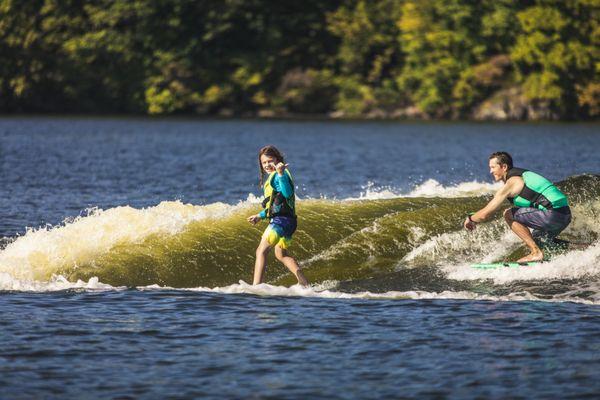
[489,158,508,182]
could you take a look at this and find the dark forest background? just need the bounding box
[1,0,598,120]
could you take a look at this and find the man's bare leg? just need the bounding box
[504,209,544,262]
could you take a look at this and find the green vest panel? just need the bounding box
[508,168,568,210]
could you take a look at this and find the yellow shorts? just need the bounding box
[262,217,296,249]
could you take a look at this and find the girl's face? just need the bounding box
[260,154,278,174]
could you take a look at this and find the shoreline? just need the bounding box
[0,113,598,124]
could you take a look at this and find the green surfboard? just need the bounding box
[471,261,543,270]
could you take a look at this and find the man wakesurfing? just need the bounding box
[463,152,572,262]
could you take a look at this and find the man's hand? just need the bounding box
[464,216,476,231]
[247,214,261,225]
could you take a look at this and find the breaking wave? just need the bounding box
[1,175,599,303]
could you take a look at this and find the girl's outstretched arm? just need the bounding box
[274,169,294,199]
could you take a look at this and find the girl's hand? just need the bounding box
[247,214,261,225]
[275,162,289,175]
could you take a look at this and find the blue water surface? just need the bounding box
[1,290,599,399]
[1,118,598,236]
[1,118,599,399]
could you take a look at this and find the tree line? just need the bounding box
[1,0,598,120]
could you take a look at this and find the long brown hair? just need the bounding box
[258,145,285,187]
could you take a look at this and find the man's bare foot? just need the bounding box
[517,250,544,263]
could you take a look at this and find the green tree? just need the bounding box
[326,0,404,116]
[397,0,487,117]
[511,1,599,118]
[0,0,596,119]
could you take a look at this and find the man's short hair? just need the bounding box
[489,151,513,169]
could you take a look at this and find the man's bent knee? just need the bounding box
[503,208,514,223]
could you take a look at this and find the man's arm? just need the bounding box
[464,178,522,231]
[470,184,512,223]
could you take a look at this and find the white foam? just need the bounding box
[401,221,519,266]
[406,179,501,198]
[162,280,596,305]
[1,273,596,304]
[0,273,121,292]
[445,243,600,285]
[347,179,500,201]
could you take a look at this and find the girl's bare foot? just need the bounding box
[296,270,309,287]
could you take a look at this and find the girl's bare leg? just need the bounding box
[253,238,272,285]
[274,246,309,286]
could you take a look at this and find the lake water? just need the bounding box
[1,118,599,398]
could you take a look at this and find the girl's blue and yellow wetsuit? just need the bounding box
[259,169,297,249]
